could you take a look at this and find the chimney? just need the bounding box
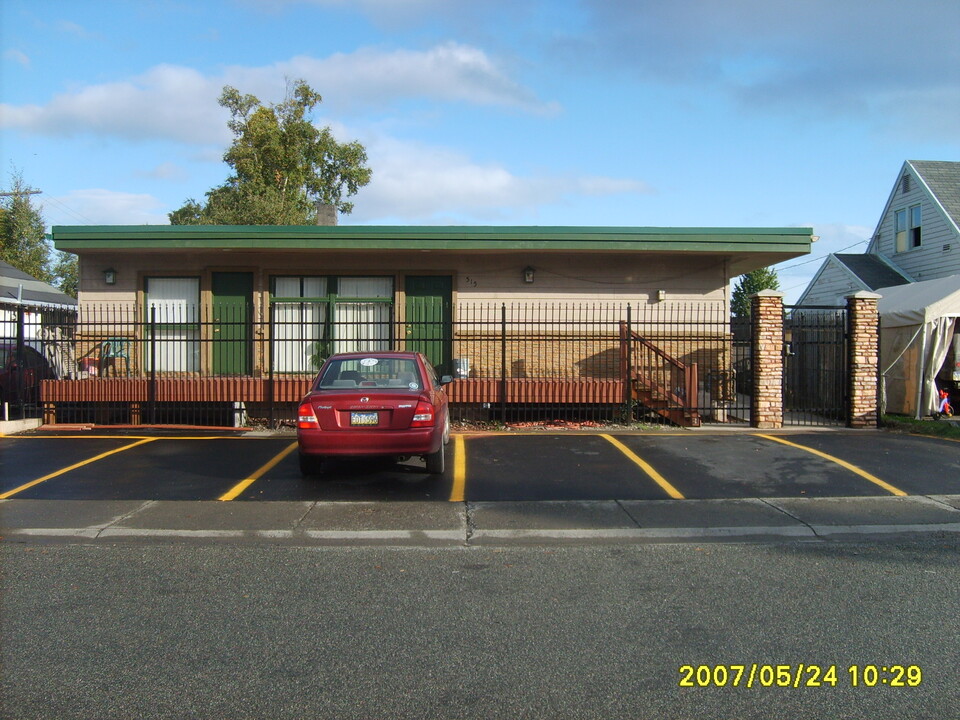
[316,202,338,226]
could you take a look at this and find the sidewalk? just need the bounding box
[4,495,960,546]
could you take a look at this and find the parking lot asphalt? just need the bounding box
[2,428,960,544]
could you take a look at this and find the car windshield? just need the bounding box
[315,357,424,391]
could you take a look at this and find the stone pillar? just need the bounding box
[751,290,784,429]
[846,292,881,428]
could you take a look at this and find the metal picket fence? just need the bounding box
[14,301,757,427]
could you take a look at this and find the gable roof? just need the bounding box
[0,260,77,309]
[867,160,960,254]
[794,252,913,306]
[910,160,960,233]
[833,253,912,290]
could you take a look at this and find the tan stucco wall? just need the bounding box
[77,249,729,312]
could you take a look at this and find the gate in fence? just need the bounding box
[783,305,848,426]
[21,300,862,429]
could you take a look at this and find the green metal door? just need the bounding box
[212,272,253,375]
[405,276,452,375]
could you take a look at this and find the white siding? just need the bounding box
[873,168,960,281]
[800,260,866,306]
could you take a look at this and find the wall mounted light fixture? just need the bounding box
[523,266,535,283]
[657,289,666,302]
[103,268,117,285]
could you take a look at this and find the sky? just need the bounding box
[2,0,959,303]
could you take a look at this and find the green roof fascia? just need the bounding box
[52,225,813,254]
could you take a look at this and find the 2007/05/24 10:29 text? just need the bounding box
[678,664,923,688]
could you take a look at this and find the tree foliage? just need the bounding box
[1,171,51,282]
[0,170,78,297]
[731,267,781,317]
[170,80,372,225]
[52,251,79,297]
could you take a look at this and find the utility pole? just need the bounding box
[0,190,42,197]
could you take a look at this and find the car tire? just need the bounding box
[425,442,445,475]
[442,414,451,445]
[299,453,324,477]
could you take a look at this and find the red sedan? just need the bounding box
[296,351,453,476]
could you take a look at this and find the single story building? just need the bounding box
[47,224,812,426]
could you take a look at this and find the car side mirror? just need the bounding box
[439,375,454,386]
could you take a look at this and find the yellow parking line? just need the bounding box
[601,434,685,499]
[449,435,467,502]
[219,441,298,501]
[755,434,908,496]
[0,438,158,499]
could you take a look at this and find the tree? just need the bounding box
[731,267,781,318]
[170,80,372,225]
[1,171,52,282]
[52,251,78,297]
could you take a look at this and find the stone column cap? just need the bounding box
[749,289,785,299]
[845,291,882,300]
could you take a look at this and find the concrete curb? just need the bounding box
[3,496,959,546]
[0,417,42,436]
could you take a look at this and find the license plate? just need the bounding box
[350,411,379,426]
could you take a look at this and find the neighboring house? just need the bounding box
[798,160,960,417]
[798,160,960,306]
[1,259,77,310]
[47,224,812,425]
[0,260,78,387]
[796,253,912,306]
[0,259,77,339]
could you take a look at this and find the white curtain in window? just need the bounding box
[273,277,328,373]
[335,278,392,353]
[146,278,199,372]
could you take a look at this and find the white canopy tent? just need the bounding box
[878,275,960,418]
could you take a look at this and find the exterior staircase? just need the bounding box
[619,322,701,427]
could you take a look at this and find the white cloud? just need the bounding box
[350,136,650,223]
[0,65,226,144]
[4,49,30,67]
[135,162,189,182]
[227,43,556,114]
[44,189,169,226]
[56,20,96,39]
[575,0,960,141]
[0,43,554,144]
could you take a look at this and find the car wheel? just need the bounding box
[442,414,451,445]
[299,452,324,477]
[425,442,445,475]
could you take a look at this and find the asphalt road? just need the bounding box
[3,538,958,720]
[3,429,959,719]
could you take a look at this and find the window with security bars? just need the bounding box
[271,276,393,373]
[145,277,200,372]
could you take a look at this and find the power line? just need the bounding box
[773,238,869,271]
[42,195,97,224]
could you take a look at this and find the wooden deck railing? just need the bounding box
[619,321,700,427]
